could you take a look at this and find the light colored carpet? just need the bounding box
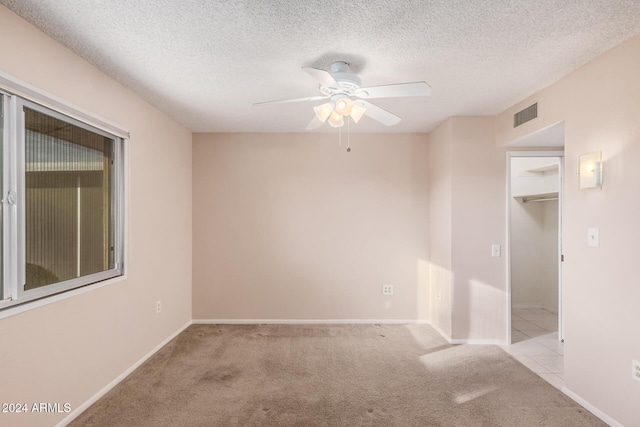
[70,324,604,426]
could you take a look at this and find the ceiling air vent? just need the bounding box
[513,103,537,128]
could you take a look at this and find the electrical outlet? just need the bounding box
[156,300,161,314]
[633,360,640,382]
[382,285,393,295]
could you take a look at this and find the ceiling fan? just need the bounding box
[255,61,431,129]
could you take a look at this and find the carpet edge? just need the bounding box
[55,320,193,427]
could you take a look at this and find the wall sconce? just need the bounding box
[578,151,603,189]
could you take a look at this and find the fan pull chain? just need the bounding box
[347,117,351,152]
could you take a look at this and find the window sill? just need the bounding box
[0,274,126,320]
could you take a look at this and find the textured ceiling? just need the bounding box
[2,0,640,133]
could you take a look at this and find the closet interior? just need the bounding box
[510,156,562,341]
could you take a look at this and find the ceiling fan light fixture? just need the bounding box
[334,98,353,116]
[349,103,366,123]
[328,111,344,128]
[313,102,334,122]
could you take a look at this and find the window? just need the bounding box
[1,95,4,302]
[1,90,124,311]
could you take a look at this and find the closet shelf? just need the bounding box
[514,192,559,203]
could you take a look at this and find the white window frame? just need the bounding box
[0,72,128,316]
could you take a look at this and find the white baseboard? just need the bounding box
[427,323,506,345]
[450,338,508,345]
[428,322,452,343]
[56,320,193,427]
[561,386,623,427]
[192,318,430,325]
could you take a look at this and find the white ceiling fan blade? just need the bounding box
[355,82,432,99]
[306,116,324,130]
[302,67,342,90]
[357,100,401,126]
[254,95,328,106]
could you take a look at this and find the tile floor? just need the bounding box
[501,308,564,390]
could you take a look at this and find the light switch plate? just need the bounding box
[587,227,599,247]
[491,244,501,257]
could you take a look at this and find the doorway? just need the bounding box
[507,152,564,344]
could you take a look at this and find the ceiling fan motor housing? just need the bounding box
[320,61,361,96]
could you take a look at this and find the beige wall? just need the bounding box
[0,7,192,427]
[496,34,640,426]
[428,117,507,342]
[510,198,559,311]
[540,200,559,312]
[192,133,429,321]
[450,117,506,341]
[427,118,453,336]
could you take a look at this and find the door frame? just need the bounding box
[506,150,564,344]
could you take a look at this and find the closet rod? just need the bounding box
[522,196,559,203]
